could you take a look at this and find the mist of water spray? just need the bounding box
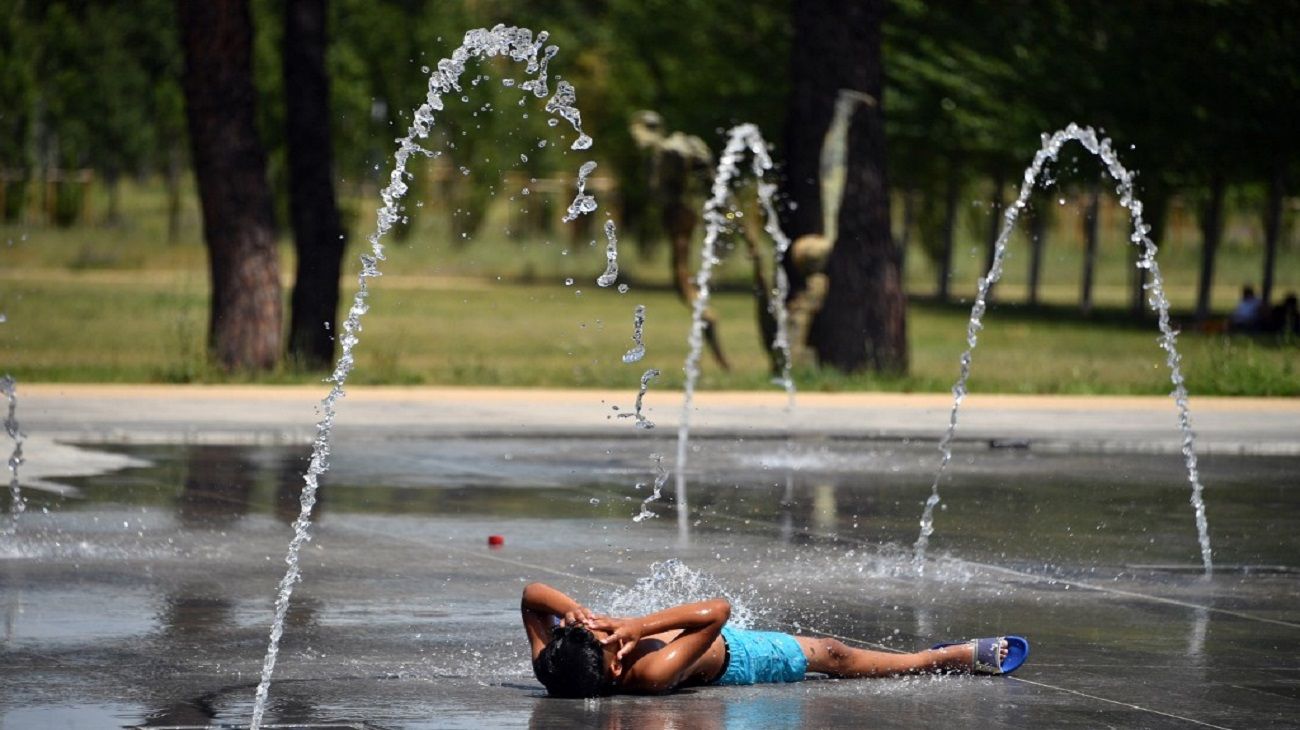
[0,375,25,534]
[674,124,795,540]
[249,25,599,729]
[911,123,1213,575]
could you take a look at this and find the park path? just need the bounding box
[18,383,1299,454]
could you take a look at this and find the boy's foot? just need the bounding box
[933,636,1029,675]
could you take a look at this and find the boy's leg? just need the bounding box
[794,636,1006,678]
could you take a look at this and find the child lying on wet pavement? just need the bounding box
[521,581,1028,697]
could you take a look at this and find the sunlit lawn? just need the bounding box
[0,177,1295,395]
[1,267,1295,395]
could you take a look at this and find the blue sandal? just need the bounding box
[931,635,1029,675]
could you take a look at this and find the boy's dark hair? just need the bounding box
[534,625,606,698]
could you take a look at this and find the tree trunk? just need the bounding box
[809,0,905,373]
[983,170,1005,302]
[1262,167,1284,306]
[936,164,959,302]
[1195,174,1227,321]
[284,0,345,369]
[779,0,854,302]
[177,0,282,371]
[780,1,842,241]
[1027,195,1046,306]
[1080,183,1101,315]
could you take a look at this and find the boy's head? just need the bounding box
[533,625,614,698]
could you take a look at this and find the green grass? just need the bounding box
[1,268,1295,395]
[0,176,1296,395]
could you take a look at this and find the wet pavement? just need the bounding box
[2,434,1298,729]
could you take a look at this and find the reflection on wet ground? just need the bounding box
[1,437,1298,728]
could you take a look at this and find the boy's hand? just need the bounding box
[591,616,644,659]
[561,606,598,627]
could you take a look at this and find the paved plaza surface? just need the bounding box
[2,386,1299,728]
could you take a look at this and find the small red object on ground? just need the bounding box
[488,534,505,548]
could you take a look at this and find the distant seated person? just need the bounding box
[1265,293,1300,336]
[521,582,1029,697]
[1229,285,1264,333]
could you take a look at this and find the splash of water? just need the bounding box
[596,219,620,287]
[632,453,670,522]
[0,375,25,534]
[563,160,598,222]
[675,124,795,541]
[618,368,659,431]
[911,123,1213,575]
[622,304,646,363]
[249,25,598,729]
[597,559,758,628]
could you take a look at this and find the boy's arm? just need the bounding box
[591,598,730,693]
[520,582,596,661]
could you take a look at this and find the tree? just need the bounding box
[1025,191,1050,306]
[1195,173,1227,322]
[778,0,839,299]
[28,2,183,225]
[284,0,346,368]
[790,0,906,373]
[177,0,282,371]
[1231,1,1300,306]
[1079,182,1101,315]
[0,1,36,221]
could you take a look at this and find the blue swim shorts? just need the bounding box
[714,626,808,685]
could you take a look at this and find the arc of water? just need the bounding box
[0,375,25,534]
[911,123,1212,575]
[674,124,795,543]
[250,25,600,730]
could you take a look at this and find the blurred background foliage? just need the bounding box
[0,0,1296,391]
[3,0,1295,234]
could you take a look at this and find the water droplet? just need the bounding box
[589,497,601,505]
[564,278,574,286]
[617,284,629,294]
